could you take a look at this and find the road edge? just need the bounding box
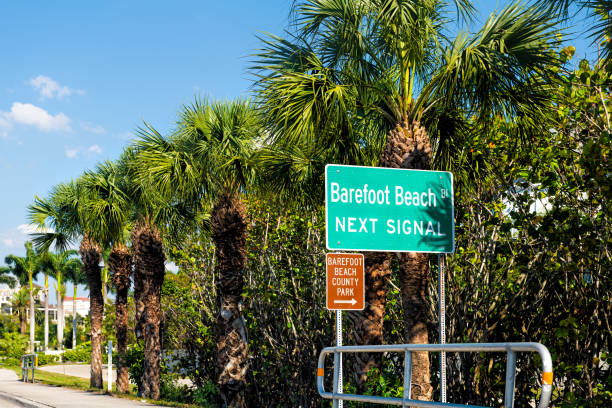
[0,391,52,408]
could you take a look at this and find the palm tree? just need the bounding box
[0,265,17,287]
[10,287,30,335]
[253,0,563,398]
[29,180,106,389]
[134,98,260,406]
[115,145,171,400]
[65,264,86,349]
[4,242,42,352]
[40,250,81,351]
[81,160,133,394]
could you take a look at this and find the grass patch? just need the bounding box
[0,365,205,407]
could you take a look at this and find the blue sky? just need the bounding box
[0,1,597,302]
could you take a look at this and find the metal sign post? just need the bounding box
[332,310,344,408]
[438,254,446,402]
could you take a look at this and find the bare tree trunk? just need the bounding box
[132,222,165,400]
[381,120,434,402]
[212,192,249,408]
[399,252,433,401]
[109,244,132,394]
[79,235,104,389]
[349,252,392,390]
[20,310,27,335]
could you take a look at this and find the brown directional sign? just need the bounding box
[326,253,365,310]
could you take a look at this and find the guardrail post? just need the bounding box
[21,356,24,381]
[402,350,412,408]
[31,356,35,383]
[504,350,517,408]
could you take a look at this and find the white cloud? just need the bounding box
[65,144,103,159]
[17,224,50,234]
[28,75,85,100]
[0,224,51,255]
[65,148,80,158]
[87,144,102,154]
[81,122,105,134]
[2,239,15,247]
[3,102,71,132]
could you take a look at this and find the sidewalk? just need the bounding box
[0,368,161,408]
[38,364,116,382]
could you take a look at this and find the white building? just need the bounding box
[0,284,16,313]
[63,296,90,317]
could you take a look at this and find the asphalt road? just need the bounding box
[0,368,160,408]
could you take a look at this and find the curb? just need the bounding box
[0,391,53,408]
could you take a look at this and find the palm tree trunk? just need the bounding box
[349,252,391,390]
[72,284,77,349]
[102,268,108,311]
[109,244,132,394]
[212,192,249,408]
[79,235,104,389]
[44,274,49,352]
[399,252,433,400]
[381,120,434,401]
[132,222,165,400]
[29,276,35,353]
[57,289,64,351]
[20,309,27,335]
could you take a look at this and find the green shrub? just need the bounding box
[0,357,21,367]
[35,353,59,366]
[63,348,89,363]
[63,342,92,363]
[0,332,28,359]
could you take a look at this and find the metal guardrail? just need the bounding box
[21,353,37,383]
[317,342,553,408]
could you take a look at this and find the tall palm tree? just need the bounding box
[81,160,133,394]
[29,180,105,389]
[4,242,42,352]
[134,98,260,407]
[40,250,81,351]
[65,264,86,349]
[254,0,563,398]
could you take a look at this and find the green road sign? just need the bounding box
[325,164,454,253]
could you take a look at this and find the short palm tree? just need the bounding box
[40,249,81,351]
[64,263,86,348]
[134,98,260,407]
[254,0,563,398]
[10,287,31,335]
[81,160,133,393]
[29,180,106,388]
[4,242,42,352]
[116,144,176,400]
